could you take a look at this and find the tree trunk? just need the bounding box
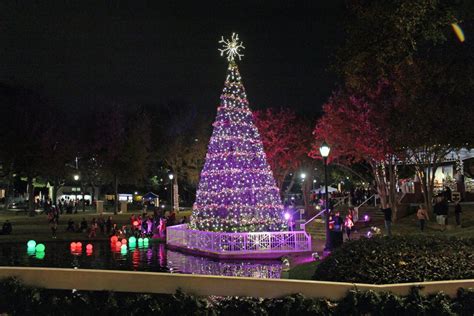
[284,173,296,196]
[52,177,60,205]
[372,161,388,209]
[82,183,85,212]
[27,176,35,216]
[416,167,434,219]
[387,159,399,221]
[3,171,14,210]
[114,175,119,214]
[277,169,289,198]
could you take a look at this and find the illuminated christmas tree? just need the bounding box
[190,33,286,233]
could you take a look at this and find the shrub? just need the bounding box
[313,236,474,284]
[0,278,473,315]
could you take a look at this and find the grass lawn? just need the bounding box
[288,261,319,280]
[0,209,191,244]
[391,203,474,238]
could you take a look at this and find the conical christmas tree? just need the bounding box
[190,34,286,233]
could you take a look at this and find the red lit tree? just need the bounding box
[310,82,401,217]
[254,108,312,194]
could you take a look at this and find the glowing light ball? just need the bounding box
[35,252,45,260]
[110,236,118,243]
[364,214,370,222]
[129,236,136,244]
[70,242,77,249]
[27,240,37,248]
[121,247,127,255]
[86,244,93,251]
[120,244,127,251]
[121,239,127,245]
[76,242,82,248]
[35,244,45,252]
[138,238,144,244]
[284,212,291,220]
[27,248,35,256]
[133,221,139,226]
[115,241,122,248]
[143,238,149,244]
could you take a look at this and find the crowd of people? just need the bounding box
[36,197,90,214]
[45,205,185,240]
[415,195,463,232]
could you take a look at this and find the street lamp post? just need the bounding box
[168,174,174,212]
[319,141,331,251]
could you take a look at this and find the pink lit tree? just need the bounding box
[190,34,286,232]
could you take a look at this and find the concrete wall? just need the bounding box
[0,267,472,299]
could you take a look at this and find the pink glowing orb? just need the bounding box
[76,242,82,248]
[284,212,291,220]
[364,214,370,221]
[86,244,93,251]
[110,236,118,243]
[121,239,127,245]
[115,241,122,248]
[70,242,77,248]
[133,220,139,226]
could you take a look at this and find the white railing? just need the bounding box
[333,194,351,207]
[300,208,326,230]
[167,225,311,254]
[356,194,376,209]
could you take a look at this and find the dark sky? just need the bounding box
[0,1,345,116]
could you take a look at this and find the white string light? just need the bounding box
[218,33,245,62]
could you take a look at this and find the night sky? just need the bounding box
[0,1,345,117]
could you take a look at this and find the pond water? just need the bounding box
[0,241,283,279]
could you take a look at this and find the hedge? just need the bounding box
[1,278,473,315]
[313,236,474,284]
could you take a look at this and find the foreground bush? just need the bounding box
[0,278,473,315]
[313,236,474,284]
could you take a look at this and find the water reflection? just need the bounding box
[1,241,282,279]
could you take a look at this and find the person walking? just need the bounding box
[416,204,429,232]
[50,217,58,239]
[381,204,392,236]
[88,218,97,238]
[344,214,354,240]
[454,201,462,227]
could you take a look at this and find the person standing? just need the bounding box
[381,205,392,236]
[416,204,429,232]
[454,201,462,227]
[106,216,113,235]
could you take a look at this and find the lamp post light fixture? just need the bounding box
[319,141,332,252]
[73,174,80,181]
[300,173,306,180]
[168,174,174,212]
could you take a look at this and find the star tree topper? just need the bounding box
[218,33,245,62]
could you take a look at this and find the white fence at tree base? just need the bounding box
[166,224,311,257]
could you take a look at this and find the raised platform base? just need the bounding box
[166,224,312,259]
